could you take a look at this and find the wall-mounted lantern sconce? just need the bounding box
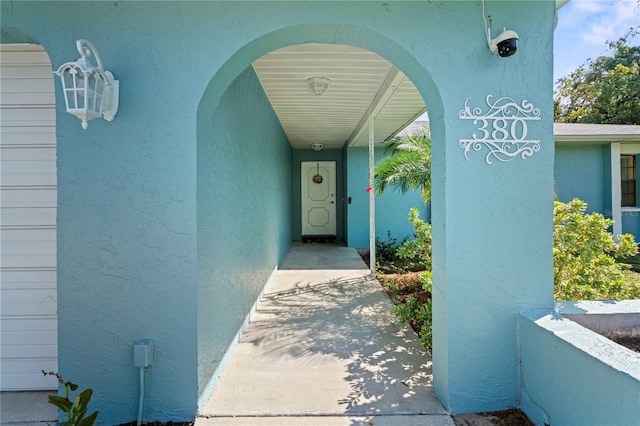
[55,39,119,129]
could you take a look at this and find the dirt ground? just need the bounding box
[452,409,535,426]
[601,333,640,353]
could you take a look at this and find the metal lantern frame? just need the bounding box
[55,39,119,129]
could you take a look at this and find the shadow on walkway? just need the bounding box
[197,242,452,425]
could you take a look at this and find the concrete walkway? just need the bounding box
[196,242,454,425]
[0,391,57,425]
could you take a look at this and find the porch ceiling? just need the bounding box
[252,44,426,150]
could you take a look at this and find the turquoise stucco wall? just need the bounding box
[2,1,557,421]
[519,310,640,426]
[555,144,640,238]
[622,211,640,237]
[346,147,429,249]
[197,66,292,395]
[292,149,345,241]
[554,144,605,213]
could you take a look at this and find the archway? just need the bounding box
[195,22,445,409]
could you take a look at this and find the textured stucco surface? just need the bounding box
[429,1,556,412]
[519,310,640,426]
[346,147,428,249]
[555,144,640,237]
[554,144,606,213]
[2,0,556,421]
[197,66,292,395]
[622,210,640,237]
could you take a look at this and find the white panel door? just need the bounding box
[0,44,58,390]
[301,161,336,237]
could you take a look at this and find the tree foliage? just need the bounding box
[554,29,640,124]
[373,125,431,204]
[553,199,638,300]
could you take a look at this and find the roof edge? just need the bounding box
[555,134,640,145]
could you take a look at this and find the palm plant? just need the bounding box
[373,125,431,204]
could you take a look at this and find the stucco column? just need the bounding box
[431,96,555,413]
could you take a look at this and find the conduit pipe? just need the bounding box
[133,340,153,425]
[137,366,145,426]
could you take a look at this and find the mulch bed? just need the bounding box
[602,333,640,353]
[452,408,535,426]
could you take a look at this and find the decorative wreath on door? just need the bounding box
[312,163,323,184]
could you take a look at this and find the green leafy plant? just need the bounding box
[553,199,639,300]
[389,209,434,351]
[42,371,99,426]
[396,208,432,270]
[382,278,401,299]
[375,231,403,265]
[394,271,433,351]
[619,247,640,272]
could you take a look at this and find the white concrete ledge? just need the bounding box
[556,299,640,315]
[557,300,640,339]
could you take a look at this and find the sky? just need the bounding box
[554,0,640,83]
[414,1,639,121]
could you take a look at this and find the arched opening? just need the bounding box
[195,23,444,410]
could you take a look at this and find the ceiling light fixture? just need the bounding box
[307,77,331,96]
[311,143,323,151]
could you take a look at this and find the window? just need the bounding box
[621,155,636,207]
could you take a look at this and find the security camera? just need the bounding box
[489,28,518,57]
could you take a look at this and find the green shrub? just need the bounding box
[553,199,638,300]
[394,271,433,351]
[396,208,432,270]
[619,247,640,272]
[375,232,404,266]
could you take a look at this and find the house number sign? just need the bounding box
[458,96,541,164]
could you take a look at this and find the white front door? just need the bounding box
[301,161,336,237]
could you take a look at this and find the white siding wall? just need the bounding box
[0,44,58,390]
